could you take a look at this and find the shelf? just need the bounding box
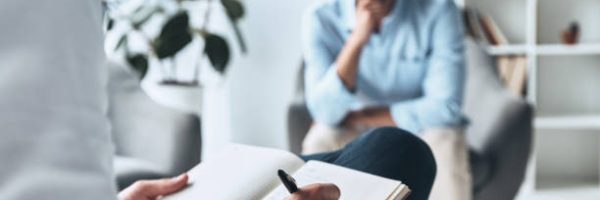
[518,177,600,200]
[535,115,600,130]
[519,185,600,200]
[485,45,528,55]
[484,44,600,56]
[467,0,600,199]
[536,44,600,55]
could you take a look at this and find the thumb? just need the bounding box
[284,183,341,200]
[141,174,189,197]
[317,183,341,199]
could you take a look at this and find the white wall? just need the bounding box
[226,0,317,149]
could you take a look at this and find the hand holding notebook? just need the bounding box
[162,144,410,200]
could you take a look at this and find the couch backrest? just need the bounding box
[462,38,532,154]
[107,62,201,175]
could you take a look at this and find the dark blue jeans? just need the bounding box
[301,127,436,200]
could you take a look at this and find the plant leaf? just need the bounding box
[204,33,230,73]
[221,0,244,21]
[126,54,149,79]
[232,23,247,54]
[114,35,128,51]
[130,5,159,29]
[107,18,115,30]
[154,11,192,59]
[220,0,247,54]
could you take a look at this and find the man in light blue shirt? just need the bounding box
[301,0,471,199]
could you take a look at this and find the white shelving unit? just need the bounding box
[463,0,600,199]
[536,44,600,55]
[536,115,600,130]
[486,45,528,56]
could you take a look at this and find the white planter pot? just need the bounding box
[200,85,233,160]
[142,81,233,161]
[142,83,204,114]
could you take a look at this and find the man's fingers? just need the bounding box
[358,0,383,7]
[359,0,381,10]
[285,183,341,200]
[133,174,189,197]
[360,2,385,25]
[356,0,371,8]
[315,183,341,199]
[155,174,189,196]
[366,4,385,15]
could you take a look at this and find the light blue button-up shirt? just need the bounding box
[302,0,468,134]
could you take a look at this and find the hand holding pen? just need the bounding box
[278,169,341,200]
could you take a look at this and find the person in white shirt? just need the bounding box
[0,0,117,199]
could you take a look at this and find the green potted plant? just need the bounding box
[105,0,246,85]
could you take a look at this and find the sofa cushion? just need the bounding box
[462,37,508,189]
[463,38,511,153]
[113,156,169,189]
[107,61,201,175]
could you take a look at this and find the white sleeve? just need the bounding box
[0,0,118,199]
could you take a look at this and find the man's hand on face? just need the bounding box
[284,183,341,200]
[352,0,387,45]
[118,174,188,200]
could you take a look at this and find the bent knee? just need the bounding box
[363,127,437,169]
[363,127,425,148]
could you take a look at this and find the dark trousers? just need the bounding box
[301,127,436,200]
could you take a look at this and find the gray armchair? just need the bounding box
[107,62,202,190]
[287,38,533,200]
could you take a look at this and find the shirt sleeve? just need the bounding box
[390,1,468,134]
[302,7,357,127]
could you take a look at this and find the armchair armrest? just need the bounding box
[287,100,313,154]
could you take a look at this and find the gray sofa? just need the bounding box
[287,38,533,200]
[107,62,202,190]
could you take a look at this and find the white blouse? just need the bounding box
[0,0,117,199]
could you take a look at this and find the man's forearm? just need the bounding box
[362,107,397,127]
[335,0,385,91]
[343,107,397,128]
[335,35,367,91]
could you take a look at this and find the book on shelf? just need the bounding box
[508,56,527,96]
[464,8,489,45]
[480,15,509,46]
[163,144,411,200]
[464,8,509,46]
[497,56,515,83]
[496,56,527,96]
[464,8,526,96]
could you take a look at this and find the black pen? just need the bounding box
[277,169,299,193]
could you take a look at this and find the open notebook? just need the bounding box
[163,144,410,200]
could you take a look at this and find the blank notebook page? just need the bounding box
[164,145,305,200]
